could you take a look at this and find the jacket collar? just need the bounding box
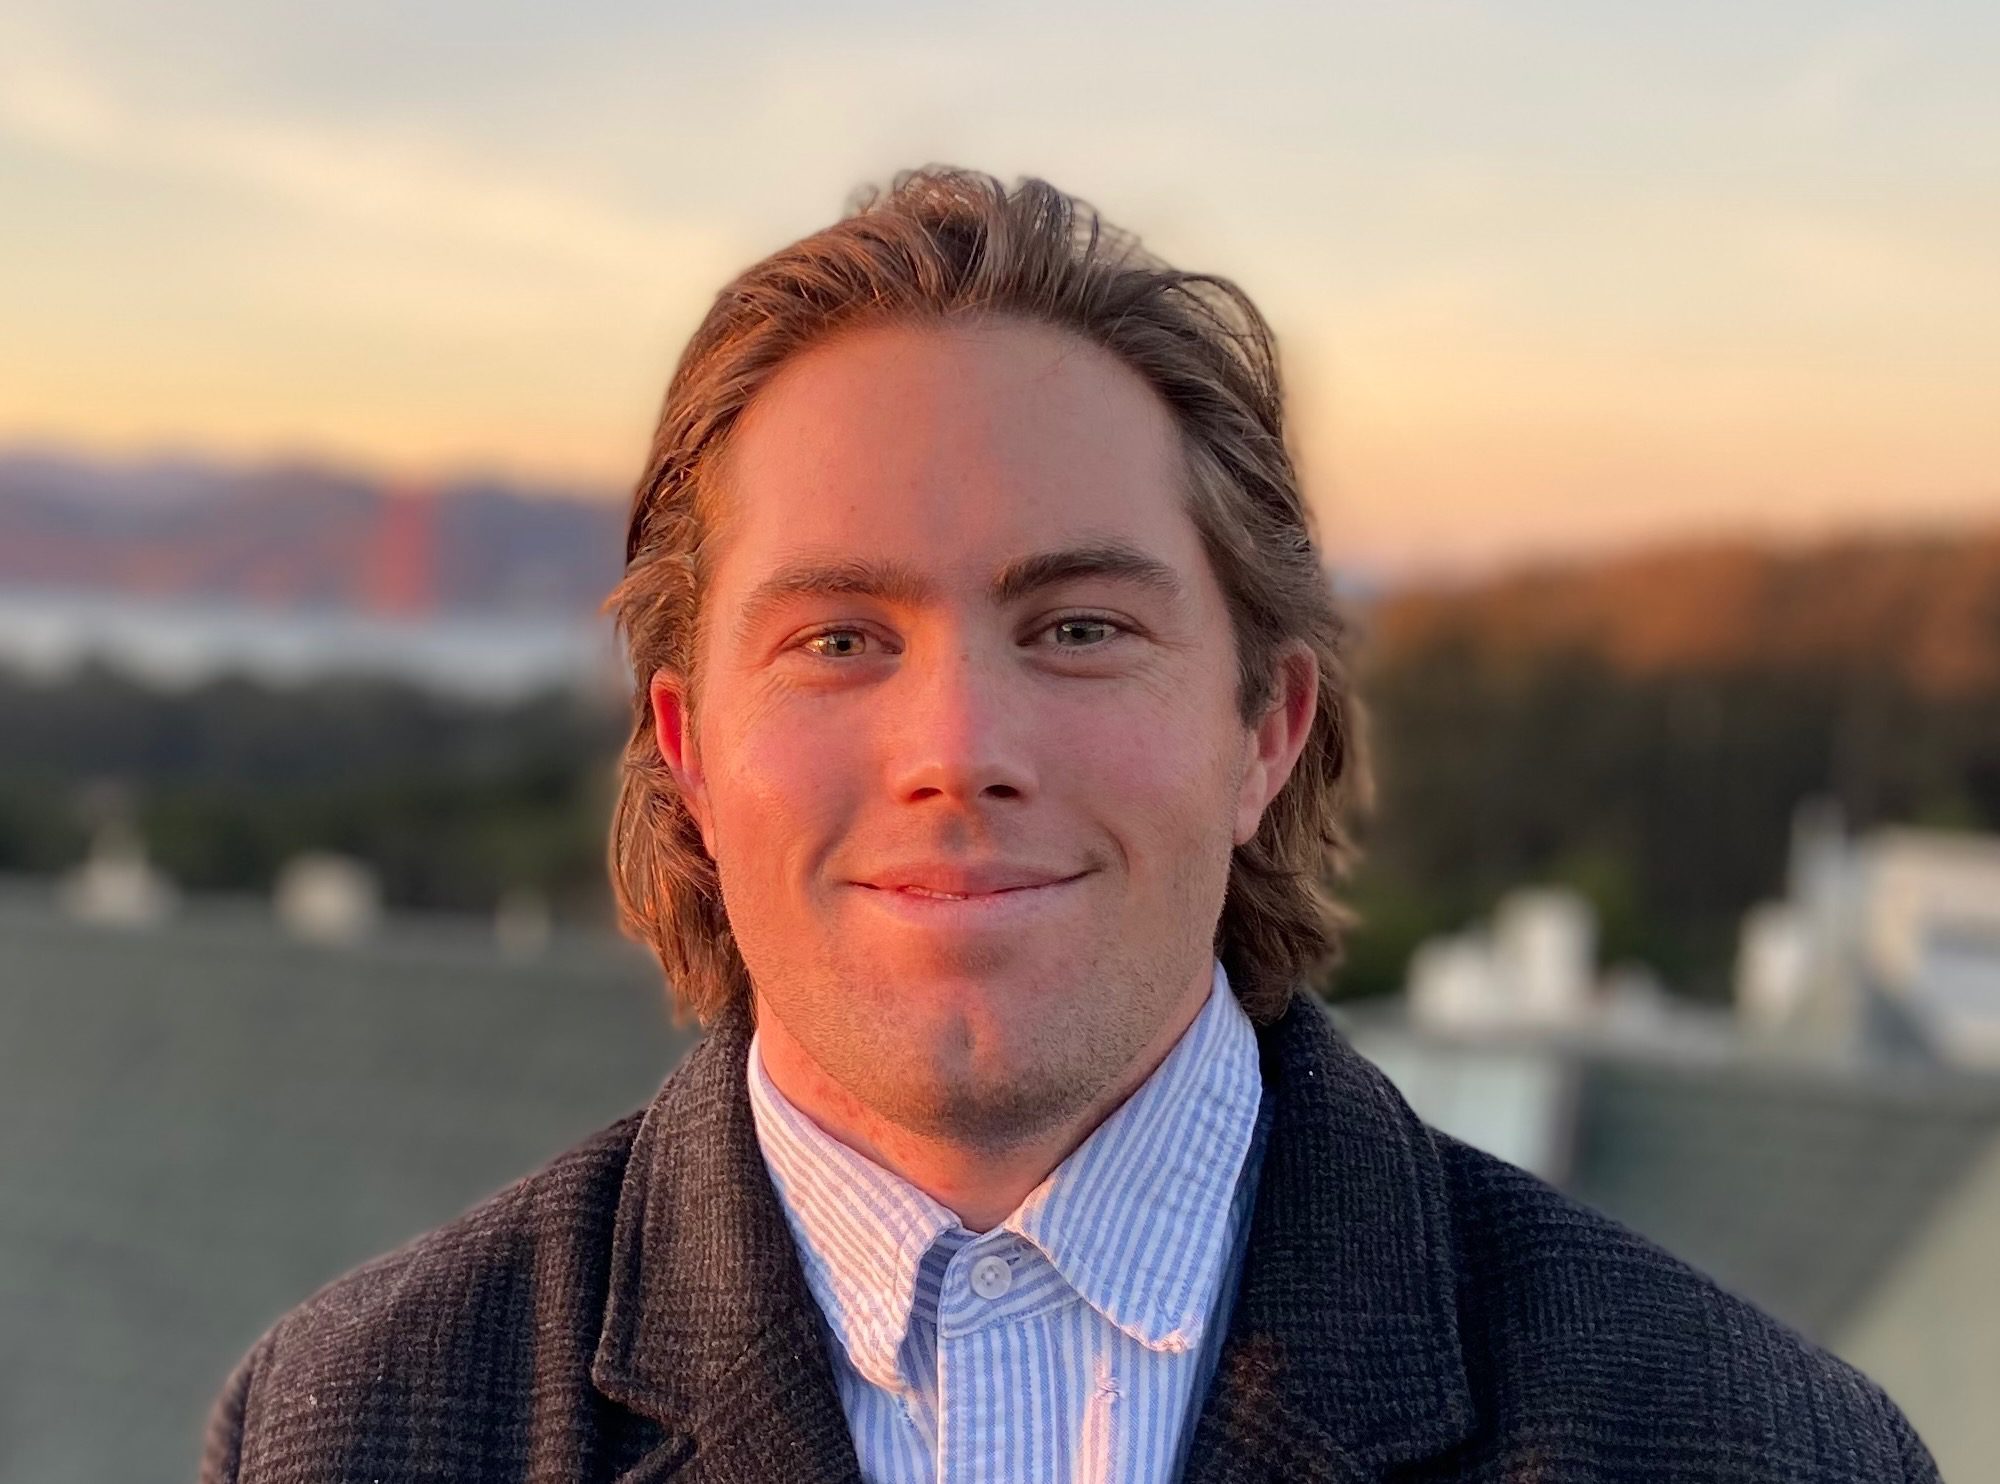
[1177,991,1477,1481]
[590,989,1474,1483]
[590,998,864,1483]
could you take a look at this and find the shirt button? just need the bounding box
[969,1254,1013,1299]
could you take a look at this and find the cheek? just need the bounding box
[707,700,858,872]
[1066,703,1237,843]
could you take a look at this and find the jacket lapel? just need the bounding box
[1179,992,1477,1483]
[589,1003,863,1484]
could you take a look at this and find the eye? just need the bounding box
[1045,614,1125,649]
[796,626,876,660]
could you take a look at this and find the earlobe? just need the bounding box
[648,669,715,855]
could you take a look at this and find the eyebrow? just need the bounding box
[730,541,1188,648]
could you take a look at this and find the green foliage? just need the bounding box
[1331,641,2000,1003]
[0,661,624,920]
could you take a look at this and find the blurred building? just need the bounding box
[54,816,179,927]
[1357,829,2000,1481]
[0,875,683,1484]
[1738,803,2000,1069]
[1406,886,1683,1042]
[272,851,384,945]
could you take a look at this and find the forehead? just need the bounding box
[707,317,1202,603]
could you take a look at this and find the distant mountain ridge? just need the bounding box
[1365,530,2000,700]
[0,448,625,617]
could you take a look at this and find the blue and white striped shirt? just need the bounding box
[746,958,1266,1484]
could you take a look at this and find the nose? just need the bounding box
[882,636,1036,807]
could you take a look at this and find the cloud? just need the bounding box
[0,36,733,285]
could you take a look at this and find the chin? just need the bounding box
[875,1058,1083,1151]
[835,1007,1056,1128]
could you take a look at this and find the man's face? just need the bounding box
[651,317,1311,1151]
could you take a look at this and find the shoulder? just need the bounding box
[204,1108,648,1483]
[1429,1129,1939,1482]
[265,1106,643,1350]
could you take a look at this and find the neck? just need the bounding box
[753,980,1211,1233]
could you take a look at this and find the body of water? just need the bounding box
[0,587,624,700]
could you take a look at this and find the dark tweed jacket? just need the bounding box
[201,991,1941,1483]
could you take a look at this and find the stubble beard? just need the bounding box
[728,855,1229,1165]
[758,935,1174,1158]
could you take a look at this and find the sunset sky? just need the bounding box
[2,1,1995,576]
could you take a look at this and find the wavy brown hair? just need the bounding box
[601,166,1370,1027]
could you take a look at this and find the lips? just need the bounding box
[852,870,1090,927]
[860,865,1088,896]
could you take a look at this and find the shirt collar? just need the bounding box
[1011,959,1261,1351]
[746,959,1262,1385]
[745,1031,958,1393]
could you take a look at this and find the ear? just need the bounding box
[1232,641,1318,847]
[648,667,716,858]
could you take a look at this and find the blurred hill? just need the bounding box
[0,447,623,616]
[1342,528,2000,1003]
[1366,530,2000,700]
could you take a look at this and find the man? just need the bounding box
[202,168,1939,1482]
